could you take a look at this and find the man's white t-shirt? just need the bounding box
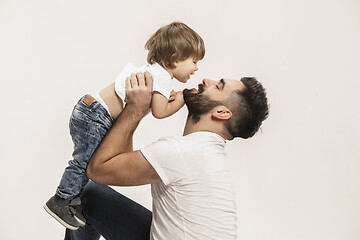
[140,131,238,240]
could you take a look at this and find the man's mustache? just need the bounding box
[198,84,205,93]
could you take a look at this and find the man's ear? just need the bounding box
[212,106,232,120]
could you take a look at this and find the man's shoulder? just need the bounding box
[157,135,195,146]
[142,135,192,158]
[152,135,184,149]
[145,132,226,159]
[142,136,181,153]
[158,132,226,147]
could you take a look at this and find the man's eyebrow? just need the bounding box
[220,78,225,89]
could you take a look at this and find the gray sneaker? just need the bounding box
[44,195,80,230]
[69,197,86,226]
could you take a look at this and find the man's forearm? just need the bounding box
[88,105,144,171]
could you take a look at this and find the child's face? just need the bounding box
[171,57,199,83]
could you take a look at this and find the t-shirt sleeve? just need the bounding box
[152,74,174,99]
[140,138,186,185]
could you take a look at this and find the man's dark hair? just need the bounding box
[225,77,269,139]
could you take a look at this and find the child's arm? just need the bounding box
[151,91,184,119]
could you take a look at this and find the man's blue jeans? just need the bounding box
[65,181,152,240]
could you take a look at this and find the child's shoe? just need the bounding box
[69,197,86,226]
[44,195,80,230]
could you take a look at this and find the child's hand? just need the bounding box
[169,90,177,102]
[168,91,184,103]
[175,91,184,102]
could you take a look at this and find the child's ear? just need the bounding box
[212,106,232,120]
[171,54,178,67]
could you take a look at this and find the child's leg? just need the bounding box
[57,95,113,199]
[45,95,113,230]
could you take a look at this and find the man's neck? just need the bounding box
[183,115,228,139]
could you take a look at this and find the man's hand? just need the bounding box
[125,72,153,114]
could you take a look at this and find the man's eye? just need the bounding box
[216,85,220,89]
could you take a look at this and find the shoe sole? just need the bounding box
[74,215,86,227]
[43,204,79,230]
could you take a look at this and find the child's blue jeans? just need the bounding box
[56,95,113,200]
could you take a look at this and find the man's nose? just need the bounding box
[202,79,216,87]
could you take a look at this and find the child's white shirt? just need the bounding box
[115,62,174,107]
[92,62,174,119]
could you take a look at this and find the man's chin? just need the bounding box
[183,88,194,96]
[183,89,195,108]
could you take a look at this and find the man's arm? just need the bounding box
[87,72,161,186]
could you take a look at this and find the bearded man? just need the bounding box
[65,72,269,240]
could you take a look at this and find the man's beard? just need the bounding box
[183,88,224,123]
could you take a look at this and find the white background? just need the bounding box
[1,0,360,239]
